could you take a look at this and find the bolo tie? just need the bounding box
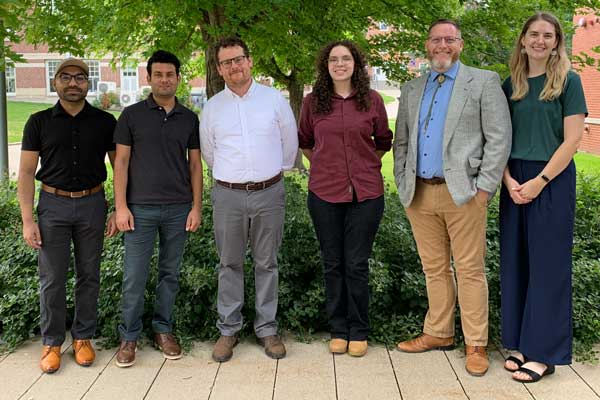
[422,73,446,134]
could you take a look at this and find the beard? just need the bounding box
[57,87,87,103]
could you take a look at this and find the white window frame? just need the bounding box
[6,63,16,96]
[85,60,100,94]
[46,60,61,95]
[120,66,139,93]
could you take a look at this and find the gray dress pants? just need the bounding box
[211,180,285,338]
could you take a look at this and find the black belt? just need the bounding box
[41,183,103,198]
[216,172,282,191]
[417,176,446,185]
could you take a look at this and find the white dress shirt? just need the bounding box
[200,80,298,183]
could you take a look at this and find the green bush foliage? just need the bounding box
[1,173,599,360]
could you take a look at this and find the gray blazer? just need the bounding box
[393,62,512,207]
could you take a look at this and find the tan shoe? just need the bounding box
[465,345,489,376]
[154,332,182,360]
[40,345,61,373]
[397,333,454,353]
[212,335,239,362]
[73,339,95,366]
[115,341,137,368]
[348,341,368,357]
[257,335,286,359]
[329,338,348,354]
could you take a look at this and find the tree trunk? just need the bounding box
[286,78,306,171]
[201,7,226,99]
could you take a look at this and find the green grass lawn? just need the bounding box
[7,101,120,143]
[378,91,397,105]
[7,101,53,143]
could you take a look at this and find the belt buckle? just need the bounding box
[70,191,84,198]
[245,182,253,191]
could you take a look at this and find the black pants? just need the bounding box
[307,191,384,341]
[37,190,107,346]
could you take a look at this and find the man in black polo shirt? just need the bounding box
[18,58,118,374]
[113,50,202,367]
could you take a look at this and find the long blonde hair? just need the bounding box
[509,12,571,101]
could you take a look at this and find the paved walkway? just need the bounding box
[1,337,599,400]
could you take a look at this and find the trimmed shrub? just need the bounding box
[1,173,599,361]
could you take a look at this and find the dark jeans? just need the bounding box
[37,190,107,346]
[307,191,384,341]
[118,203,190,341]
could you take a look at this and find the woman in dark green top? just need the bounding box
[499,12,587,383]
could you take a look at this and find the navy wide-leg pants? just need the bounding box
[499,159,575,365]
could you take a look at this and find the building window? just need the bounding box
[46,60,61,94]
[6,63,16,95]
[46,59,100,94]
[86,60,100,93]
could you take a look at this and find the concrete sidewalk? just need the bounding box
[1,337,599,400]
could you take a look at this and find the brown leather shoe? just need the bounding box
[154,332,182,360]
[348,341,368,357]
[257,335,286,359]
[40,345,61,373]
[329,338,348,354]
[73,339,95,367]
[397,333,455,353]
[212,335,239,362]
[465,345,489,376]
[115,340,137,368]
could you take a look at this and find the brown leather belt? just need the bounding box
[417,176,446,185]
[42,183,103,198]
[216,172,282,191]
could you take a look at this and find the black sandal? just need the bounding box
[504,355,525,372]
[512,364,555,383]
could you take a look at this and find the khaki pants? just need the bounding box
[405,181,488,346]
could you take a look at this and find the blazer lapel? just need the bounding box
[443,63,472,149]
[408,74,428,150]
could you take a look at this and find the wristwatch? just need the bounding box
[539,174,550,183]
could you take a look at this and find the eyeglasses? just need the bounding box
[328,56,354,65]
[428,36,462,45]
[58,73,88,84]
[218,55,247,68]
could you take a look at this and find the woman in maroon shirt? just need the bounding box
[299,40,393,357]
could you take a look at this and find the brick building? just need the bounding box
[573,12,600,155]
[4,41,206,106]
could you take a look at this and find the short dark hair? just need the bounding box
[427,19,461,36]
[214,36,250,62]
[147,50,181,76]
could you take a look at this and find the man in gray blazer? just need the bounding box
[393,19,511,377]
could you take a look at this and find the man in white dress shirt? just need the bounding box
[200,36,298,362]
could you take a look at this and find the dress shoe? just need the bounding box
[329,338,348,354]
[212,335,239,362]
[397,333,455,353]
[116,340,137,368]
[73,339,95,366]
[40,345,61,373]
[348,341,368,357]
[154,332,182,360]
[465,345,489,376]
[257,335,286,359]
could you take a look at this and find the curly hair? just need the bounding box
[312,40,371,114]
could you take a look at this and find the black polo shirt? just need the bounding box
[21,101,116,191]
[114,94,200,205]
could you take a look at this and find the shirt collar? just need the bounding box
[51,100,92,118]
[145,93,183,114]
[332,88,358,100]
[223,79,256,99]
[429,61,460,83]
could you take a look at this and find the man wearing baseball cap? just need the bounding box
[18,57,118,373]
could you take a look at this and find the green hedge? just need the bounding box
[1,173,599,361]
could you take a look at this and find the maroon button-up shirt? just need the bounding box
[299,89,393,203]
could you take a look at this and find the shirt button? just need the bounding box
[424,153,427,156]
[73,161,78,165]
[73,145,77,150]
[422,171,426,174]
